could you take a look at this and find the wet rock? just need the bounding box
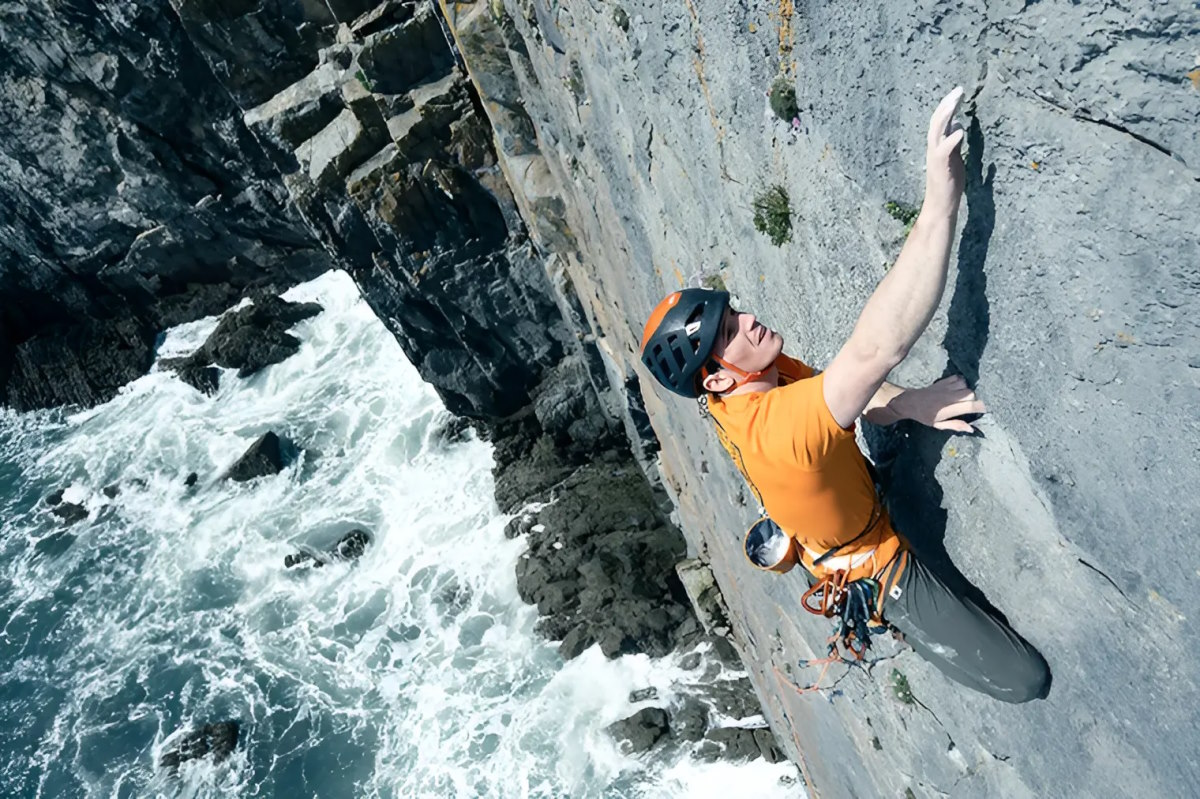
[430,413,475,446]
[672,698,709,743]
[607,707,669,754]
[45,489,64,506]
[162,297,323,386]
[503,511,538,540]
[629,687,658,703]
[174,364,221,396]
[224,432,293,482]
[184,472,199,488]
[159,720,240,775]
[102,484,120,499]
[515,453,700,660]
[51,503,88,525]
[696,726,787,764]
[284,529,371,569]
[333,529,369,560]
[697,727,765,763]
[4,318,158,412]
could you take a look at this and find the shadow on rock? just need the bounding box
[864,118,1016,625]
[943,114,995,385]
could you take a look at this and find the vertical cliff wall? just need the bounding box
[435,0,1200,796]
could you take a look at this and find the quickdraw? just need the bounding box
[801,570,883,661]
[775,570,891,696]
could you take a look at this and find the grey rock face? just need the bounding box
[443,0,1200,795]
[0,0,333,410]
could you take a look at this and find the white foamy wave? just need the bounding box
[0,270,803,798]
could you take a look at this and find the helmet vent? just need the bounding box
[665,334,689,370]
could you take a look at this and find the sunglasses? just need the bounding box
[743,516,799,574]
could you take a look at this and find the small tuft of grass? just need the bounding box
[700,272,727,292]
[753,185,792,246]
[889,669,915,705]
[354,69,373,93]
[768,76,799,123]
[885,200,921,235]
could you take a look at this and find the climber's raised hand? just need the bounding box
[923,87,966,219]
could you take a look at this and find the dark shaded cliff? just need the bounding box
[0,0,332,409]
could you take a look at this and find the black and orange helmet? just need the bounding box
[639,288,729,398]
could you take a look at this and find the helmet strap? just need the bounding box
[704,354,772,393]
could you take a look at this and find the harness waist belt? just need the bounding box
[801,544,876,573]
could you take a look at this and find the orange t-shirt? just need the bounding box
[708,354,906,586]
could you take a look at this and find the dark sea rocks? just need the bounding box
[224,432,295,482]
[162,297,323,390]
[4,318,159,412]
[607,708,670,755]
[284,529,371,569]
[0,1,332,411]
[50,502,89,525]
[512,453,700,660]
[697,727,787,764]
[429,413,476,447]
[174,363,221,396]
[159,720,240,775]
[607,639,785,763]
[44,489,88,525]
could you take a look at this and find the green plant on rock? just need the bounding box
[885,200,921,235]
[768,76,799,123]
[753,185,792,247]
[354,69,373,93]
[889,668,915,705]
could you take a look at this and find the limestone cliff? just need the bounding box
[433,0,1200,796]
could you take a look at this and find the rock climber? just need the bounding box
[638,88,1049,703]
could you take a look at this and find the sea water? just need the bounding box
[0,271,802,798]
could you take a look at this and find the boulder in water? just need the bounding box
[224,432,294,482]
[606,707,670,754]
[161,297,323,391]
[50,502,88,525]
[159,720,240,775]
[284,529,371,569]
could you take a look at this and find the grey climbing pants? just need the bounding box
[873,551,1050,703]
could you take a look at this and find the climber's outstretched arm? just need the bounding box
[822,87,967,430]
